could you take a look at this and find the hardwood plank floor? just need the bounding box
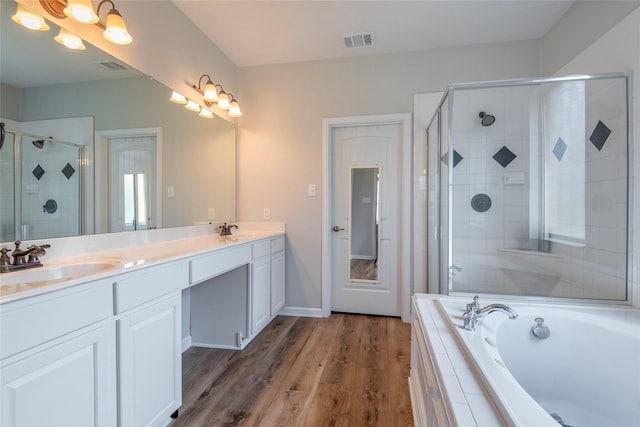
[172,314,413,427]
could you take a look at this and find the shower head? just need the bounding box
[32,139,45,149]
[479,112,495,127]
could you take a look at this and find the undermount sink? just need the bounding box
[0,258,123,286]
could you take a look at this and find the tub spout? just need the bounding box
[463,296,518,330]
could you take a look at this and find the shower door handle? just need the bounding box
[332,225,345,232]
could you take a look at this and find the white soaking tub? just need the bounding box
[436,297,640,427]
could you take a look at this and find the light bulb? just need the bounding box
[54,29,86,50]
[12,4,49,31]
[228,100,242,117]
[63,0,99,24]
[185,100,200,112]
[169,91,187,104]
[217,92,230,110]
[199,108,214,119]
[203,81,218,103]
[103,9,132,45]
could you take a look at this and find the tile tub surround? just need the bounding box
[0,222,285,303]
[413,294,640,427]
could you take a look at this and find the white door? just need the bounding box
[331,124,401,316]
[108,136,157,232]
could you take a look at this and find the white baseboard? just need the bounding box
[181,335,192,353]
[278,306,326,318]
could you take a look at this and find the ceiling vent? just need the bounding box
[343,33,374,49]
[97,61,127,71]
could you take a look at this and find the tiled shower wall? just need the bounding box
[20,138,81,239]
[449,78,629,300]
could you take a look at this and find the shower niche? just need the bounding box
[427,73,631,301]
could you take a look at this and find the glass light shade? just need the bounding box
[169,91,187,104]
[228,100,242,118]
[203,81,218,103]
[54,29,86,50]
[103,10,133,45]
[12,4,50,31]
[185,100,200,112]
[217,92,230,110]
[63,0,99,24]
[199,108,214,119]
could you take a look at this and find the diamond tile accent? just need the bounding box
[492,146,516,168]
[589,120,611,151]
[552,137,567,161]
[440,150,463,168]
[62,163,76,179]
[32,164,45,180]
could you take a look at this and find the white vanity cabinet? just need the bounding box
[250,240,272,337]
[0,279,117,427]
[270,236,286,316]
[114,261,187,427]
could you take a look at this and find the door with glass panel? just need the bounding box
[331,124,401,316]
[108,136,157,232]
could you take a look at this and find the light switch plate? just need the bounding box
[167,186,175,198]
[308,184,316,196]
[263,208,271,220]
[208,208,215,219]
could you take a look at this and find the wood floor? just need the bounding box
[172,314,414,427]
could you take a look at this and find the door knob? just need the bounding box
[332,225,345,232]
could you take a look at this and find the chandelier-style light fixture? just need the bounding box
[168,74,243,120]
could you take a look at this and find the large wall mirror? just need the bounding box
[0,1,236,242]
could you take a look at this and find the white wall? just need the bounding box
[540,1,640,75]
[544,8,640,306]
[238,40,541,310]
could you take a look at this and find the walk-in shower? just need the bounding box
[426,73,632,301]
[0,129,83,242]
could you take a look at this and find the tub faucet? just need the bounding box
[463,295,518,331]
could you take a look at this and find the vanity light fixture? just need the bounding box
[54,28,86,50]
[98,0,132,45]
[199,108,214,119]
[184,100,201,113]
[169,91,187,104]
[190,74,243,118]
[228,97,242,117]
[12,4,50,31]
[216,89,231,110]
[63,0,99,24]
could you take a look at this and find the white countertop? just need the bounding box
[0,223,285,304]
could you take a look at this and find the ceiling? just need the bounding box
[172,0,575,68]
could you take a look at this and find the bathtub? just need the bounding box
[436,298,640,427]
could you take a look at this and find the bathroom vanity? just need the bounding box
[0,224,285,427]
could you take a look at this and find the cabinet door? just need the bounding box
[118,294,181,427]
[270,250,285,315]
[1,323,117,427]
[251,256,271,336]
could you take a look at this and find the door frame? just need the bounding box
[94,128,163,234]
[321,113,412,322]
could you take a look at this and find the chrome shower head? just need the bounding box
[479,112,495,127]
[32,139,45,149]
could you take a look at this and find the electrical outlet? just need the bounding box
[208,208,215,220]
[308,184,316,197]
[167,186,175,198]
[263,208,271,220]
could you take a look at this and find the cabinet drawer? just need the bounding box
[1,280,112,360]
[114,262,187,314]
[252,240,270,260]
[271,236,285,253]
[190,245,251,285]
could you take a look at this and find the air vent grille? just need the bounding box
[343,32,374,49]
[98,61,127,71]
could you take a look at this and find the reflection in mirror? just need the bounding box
[0,129,83,242]
[349,166,380,282]
[0,1,237,242]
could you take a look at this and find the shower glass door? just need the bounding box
[441,74,630,301]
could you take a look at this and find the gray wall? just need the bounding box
[540,1,640,75]
[237,39,541,310]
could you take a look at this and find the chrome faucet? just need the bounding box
[462,295,518,331]
[218,223,239,236]
[0,240,50,273]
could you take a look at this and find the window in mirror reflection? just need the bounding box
[349,166,380,282]
[123,173,148,231]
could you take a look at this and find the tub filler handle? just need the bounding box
[463,296,518,331]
